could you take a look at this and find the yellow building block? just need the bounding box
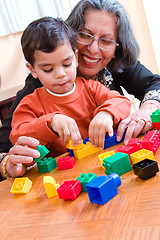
[73,141,101,159]
[66,138,85,150]
[43,176,60,199]
[10,177,32,194]
[98,150,115,169]
[130,149,155,165]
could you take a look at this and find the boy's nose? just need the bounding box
[55,68,66,78]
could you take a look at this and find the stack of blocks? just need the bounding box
[66,131,125,160]
[10,129,160,204]
[150,109,160,130]
[141,130,160,154]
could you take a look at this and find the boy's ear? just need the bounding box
[75,50,78,68]
[26,63,38,79]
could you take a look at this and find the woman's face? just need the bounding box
[77,9,117,79]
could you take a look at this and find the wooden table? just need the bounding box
[0,137,160,240]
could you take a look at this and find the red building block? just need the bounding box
[141,130,160,154]
[57,180,82,200]
[152,122,160,130]
[127,138,141,152]
[116,145,135,164]
[57,156,76,170]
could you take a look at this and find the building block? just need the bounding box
[86,173,121,205]
[103,131,125,149]
[57,156,76,170]
[98,151,115,169]
[150,109,160,123]
[43,176,60,198]
[127,138,141,152]
[34,145,49,163]
[130,149,155,165]
[141,130,160,154]
[73,141,101,159]
[10,177,32,194]
[133,158,159,180]
[37,157,57,173]
[116,145,135,164]
[152,122,160,130]
[67,148,74,157]
[66,138,85,149]
[103,152,132,176]
[57,180,82,200]
[76,172,97,191]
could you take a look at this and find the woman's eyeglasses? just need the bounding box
[77,32,119,51]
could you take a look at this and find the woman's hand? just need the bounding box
[116,100,159,145]
[89,111,113,149]
[0,136,40,178]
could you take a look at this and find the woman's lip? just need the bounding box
[82,54,100,65]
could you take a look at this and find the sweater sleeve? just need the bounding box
[87,80,131,127]
[10,96,59,146]
[113,61,160,102]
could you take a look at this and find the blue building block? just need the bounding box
[86,173,121,205]
[76,172,97,191]
[67,148,74,157]
[104,131,125,149]
[37,157,57,173]
[34,145,49,163]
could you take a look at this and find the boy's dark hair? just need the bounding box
[21,17,77,66]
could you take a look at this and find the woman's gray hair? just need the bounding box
[66,0,139,73]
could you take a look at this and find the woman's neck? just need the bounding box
[77,70,96,80]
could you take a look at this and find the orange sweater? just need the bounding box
[10,77,131,157]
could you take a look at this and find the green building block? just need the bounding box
[34,145,50,163]
[103,152,132,176]
[76,172,97,191]
[37,157,57,173]
[150,109,160,123]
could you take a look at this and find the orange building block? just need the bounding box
[66,138,85,150]
[10,177,32,194]
[98,151,115,169]
[73,141,101,159]
[43,176,60,199]
[130,149,155,165]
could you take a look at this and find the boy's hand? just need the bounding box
[51,114,82,146]
[89,111,113,149]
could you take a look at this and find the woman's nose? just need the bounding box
[87,39,100,54]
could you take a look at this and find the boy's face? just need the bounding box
[27,43,78,94]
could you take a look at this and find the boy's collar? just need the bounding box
[46,83,76,97]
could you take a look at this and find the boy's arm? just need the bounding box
[89,80,131,126]
[10,99,82,147]
[9,99,59,146]
[87,80,131,149]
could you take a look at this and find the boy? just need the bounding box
[10,17,131,158]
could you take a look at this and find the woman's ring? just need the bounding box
[131,118,147,125]
[131,119,138,123]
[140,119,147,124]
